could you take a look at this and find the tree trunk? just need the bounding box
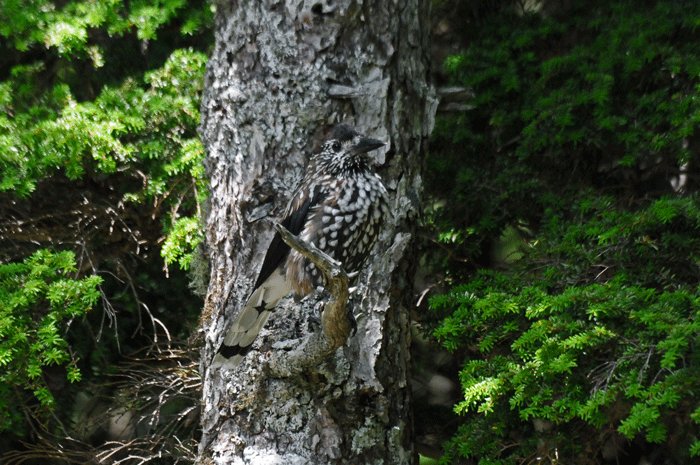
[197,1,435,463]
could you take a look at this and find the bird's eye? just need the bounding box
[331,141,341,152]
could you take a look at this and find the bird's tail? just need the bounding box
[211,268,291,369]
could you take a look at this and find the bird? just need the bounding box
[212,124,390,369]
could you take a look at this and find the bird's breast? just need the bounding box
[285,172,388,295]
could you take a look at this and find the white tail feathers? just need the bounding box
[211,268,292,369]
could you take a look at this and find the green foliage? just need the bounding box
[429,1,700,462]
[427,0,700,278]
[0,0,210,456]
[0,0,210,268]
[0,250,102,432]
[162,216,204,270]
[434,197,700,462]
[0,0,209,54]
[0,46,208,199]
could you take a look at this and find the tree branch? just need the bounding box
[266,223,352,377]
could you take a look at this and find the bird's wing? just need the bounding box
[212,183,328,370]
[253,183,327,289]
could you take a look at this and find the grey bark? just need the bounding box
[198,1,435,463]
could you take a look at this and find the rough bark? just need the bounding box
[198,1,435,463]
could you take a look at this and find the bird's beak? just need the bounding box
[352,137,385,155]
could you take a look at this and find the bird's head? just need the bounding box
[318,124,385,175]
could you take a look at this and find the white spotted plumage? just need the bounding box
[212,124,389,370]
